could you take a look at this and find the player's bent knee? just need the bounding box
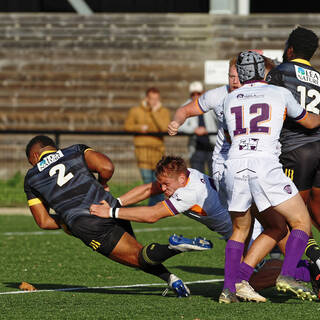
[138,243,161,269]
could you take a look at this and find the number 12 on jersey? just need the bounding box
[230,103,271,136]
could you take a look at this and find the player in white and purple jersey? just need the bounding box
[220,50,320,303]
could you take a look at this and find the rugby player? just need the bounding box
[220,50,320,303]
[267,26,320,293]
[90,156,233,241]
[24,135,190,297]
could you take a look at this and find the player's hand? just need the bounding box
[168,121,179,136]
[90,200,111,218]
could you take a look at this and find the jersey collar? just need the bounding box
[39,150,56,161]
[291,58,311,66]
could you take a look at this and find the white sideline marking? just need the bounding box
[1,226,193,236]
[0,278,223,295]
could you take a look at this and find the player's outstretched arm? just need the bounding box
[298,112,320,129]
[90,200,172,223]
[84,149,114,187]
[29,203,61,230]
[168,100,203,136]
[119,181,163,206]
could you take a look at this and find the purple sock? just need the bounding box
[281,229,309,277]
[294,259,311,282]
[238,262,254,282]
[223,240,244,292]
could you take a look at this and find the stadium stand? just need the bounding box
[0,13,320,181]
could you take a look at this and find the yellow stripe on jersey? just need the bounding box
[39,150,56,161]
[84,148,94,153]
[28,198,42,206]
[162,201,175,216]
[291,58,311,66]
[195,98,204,114]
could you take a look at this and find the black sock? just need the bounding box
[142,243,180,264]
[305,237,320,268]
[140,263,171,283]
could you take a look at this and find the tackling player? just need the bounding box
[90,156,233,241]
[267,26,320,291]
[24,135,190,297]
[221,50,320,303]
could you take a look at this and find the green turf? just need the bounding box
[0,172,145,207]
[0,215,319,320]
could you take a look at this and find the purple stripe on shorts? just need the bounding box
[165,199,179,215]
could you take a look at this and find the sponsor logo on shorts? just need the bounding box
[283,184,292,194]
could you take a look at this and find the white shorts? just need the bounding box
[223,157,298,213]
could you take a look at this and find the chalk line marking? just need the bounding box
[0,278,223,295]
[1,226,193,236]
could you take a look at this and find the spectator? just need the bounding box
[124,87,170,205]
[178,81,218,177]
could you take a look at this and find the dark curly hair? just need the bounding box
[25,135,57,158]
[155,156,188,178]
[287,26,319,60]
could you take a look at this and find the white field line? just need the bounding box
[0,278,223,295]
[1,226,193,236]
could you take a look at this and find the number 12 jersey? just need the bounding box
[223,81,307,159]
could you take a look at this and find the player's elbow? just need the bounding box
[100,162,115,180]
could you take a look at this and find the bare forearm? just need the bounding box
[118,206,161,223]
[120,183,153,206]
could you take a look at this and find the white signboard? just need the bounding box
[204,60,229,85]
[204,50,283,85]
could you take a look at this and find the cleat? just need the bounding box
[219,288,239,304]
[308,260,320,300]
[235,280,266,302]
[168,234,213,252]
[276,275,317,301]
[166,274,190,298]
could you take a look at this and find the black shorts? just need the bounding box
[280,140,320,191]
[69,215,134,257]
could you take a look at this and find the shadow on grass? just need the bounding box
[173,265,224,276]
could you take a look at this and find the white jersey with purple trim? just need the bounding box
[162,168,232,239]
[197,85,230,160]
[223,81,307,160]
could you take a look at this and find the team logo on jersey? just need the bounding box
[283,184,292,194]
[295,65,320,87]
[172,193,182,201]
[37,150,64,172]
[237,93,264,99]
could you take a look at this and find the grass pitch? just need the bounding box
[0,214,320,320]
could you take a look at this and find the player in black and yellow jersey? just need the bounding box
[24,135,190,297]
[267,26,320,297]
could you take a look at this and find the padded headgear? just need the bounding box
[236,51,265,84]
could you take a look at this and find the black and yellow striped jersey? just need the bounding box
[267,59,320,153]
[24,144,117,227]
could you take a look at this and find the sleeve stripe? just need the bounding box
[28,198,42,206]
[295,109,308,122]
[162,201,176,216]
[84,148,94,153]
[195,98,205,114]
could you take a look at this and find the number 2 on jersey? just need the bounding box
[231,103,270,136]
[49,164,74,187]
